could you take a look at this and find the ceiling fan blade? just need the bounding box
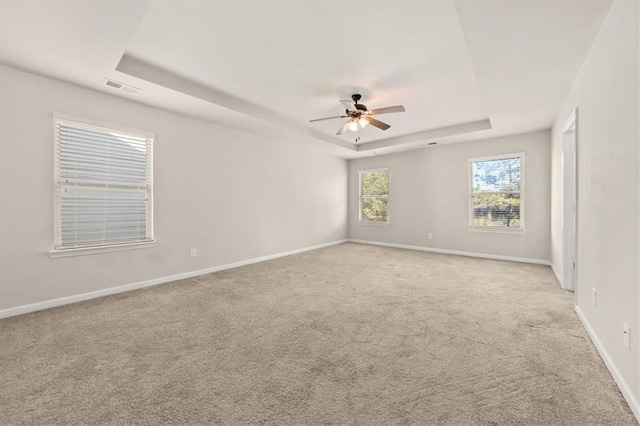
[336,121,350,135]
[309,115,348,123]
[368,105,405,115]
[366,117,391,131]
[340,100,357,112]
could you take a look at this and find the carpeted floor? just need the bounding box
[0,243,636,425]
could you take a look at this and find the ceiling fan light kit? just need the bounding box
[310,94,405,136]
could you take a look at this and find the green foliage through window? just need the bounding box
[470,156,522,228]
[360,169,389,222]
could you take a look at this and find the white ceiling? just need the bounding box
[0,0,612,159]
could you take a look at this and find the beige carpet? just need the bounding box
[0,243,636,425]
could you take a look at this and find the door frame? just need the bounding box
[562,109,578,296]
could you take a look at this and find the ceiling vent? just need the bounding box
[103,78,139,94]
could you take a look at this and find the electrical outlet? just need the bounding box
[622,322,630,349]
[324,229,328,236]
[427,233,433,240]
[190,248,197,258]
[592,288,597,307]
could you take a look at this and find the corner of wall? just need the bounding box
[550,262,562,287]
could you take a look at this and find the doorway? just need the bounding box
[562,109,577,293]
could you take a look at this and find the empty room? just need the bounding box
[0,1,638,424]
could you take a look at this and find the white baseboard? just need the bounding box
[0,239,348,319]
[550,262,563,287]
[348,239,551,265]
[575,306,640,423]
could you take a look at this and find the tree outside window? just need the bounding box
[359,169,389,223]
[470,155,523,229]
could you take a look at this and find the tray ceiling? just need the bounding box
[0,1,613,158]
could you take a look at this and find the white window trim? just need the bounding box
[49,241,157,258]
[467,226,528,235]
[358,168,390,226]
[50,113,156,257]
[468,152,525,233]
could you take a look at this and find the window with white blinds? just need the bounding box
[469,153,524,230]
[53,115,154,250]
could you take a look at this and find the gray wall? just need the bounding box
[348,130,551,262]
[550,0,639,407]
[0,66,348,310]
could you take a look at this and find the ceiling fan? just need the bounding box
[309,94,405,135]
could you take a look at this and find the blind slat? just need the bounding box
[58,126,148,145]
[59,143,146,160]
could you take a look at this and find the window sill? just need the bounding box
[359,221,390,227]
[49,241,156,258]
[467,227,527,235]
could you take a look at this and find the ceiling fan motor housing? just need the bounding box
[347,94,368,115]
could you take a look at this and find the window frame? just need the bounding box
[358,167,390,226]
[468,152,526,234]
[49,113,156,257]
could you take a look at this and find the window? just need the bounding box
[469,153,524,230]
[359,168,389,224]
[53,114,154,252]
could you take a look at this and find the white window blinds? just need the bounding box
[53,116,154,249]
[469,154,524,229]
